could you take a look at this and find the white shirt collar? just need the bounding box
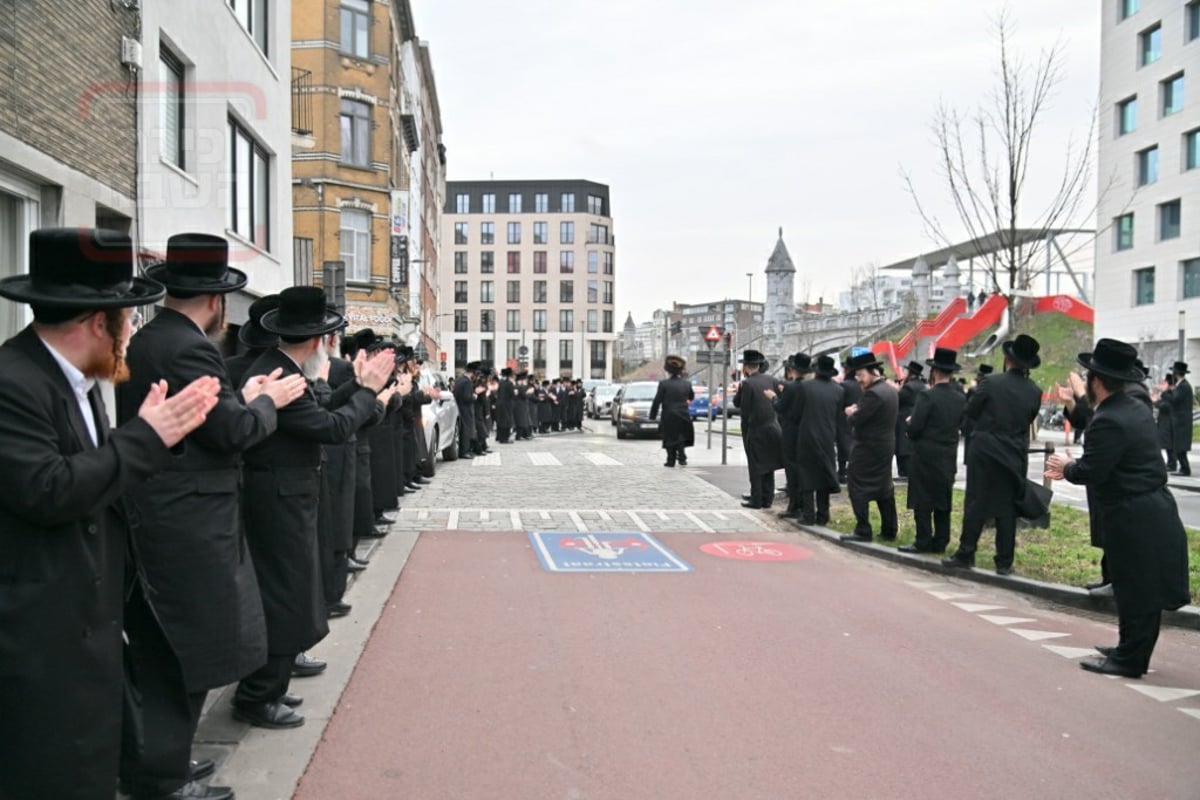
[37,335,96,397]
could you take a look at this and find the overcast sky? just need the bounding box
[412,1,1100,323]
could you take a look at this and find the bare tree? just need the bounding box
[902,10,1096,309]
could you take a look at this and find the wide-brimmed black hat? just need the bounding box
[0,227,165,310]
[926,347,962,373]
[845,350,883,371]
[465,360,482,374]
[238,293,281,348]
[814,355,838,377]
[1002,334,1041,370]
[145,233,248,296]
[501,367,514,377]
[977,363,994,376]
[1078,338,1143,383]
[260,286,345,338]
[786,352,813,373]
[1173,361,1189,375]
[325,302,348,331]
[906,361,924,376]
[739,349,767,366]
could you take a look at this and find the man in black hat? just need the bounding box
[961,363,993,465]
[226,294,280,388]
[944,334,1043,575]
[650,355,695,467]
[116,234,309,800]
[232,287,395,729]
[767,353,811,517]
[1046,339,1191,677]
[895,361,926,480]
[496,367,516,443]
[734,349,784,508]
[454,362,480,458]
[841,350,899,541]
[0,228,221,800]
[1155,373,1177,471]
[794,355,843,525]
[900,348,966,554]
[512,372,532,440]
[836,360,862,484]
[1168,361,1193,475]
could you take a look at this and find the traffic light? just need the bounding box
[669,320,682,335]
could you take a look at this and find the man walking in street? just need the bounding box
[495,367,516,443]
[734,349,783,509]
[795,355,843,525]
[454,361,479,458]
[1168,361,1193,475]
[895,360,926,480]
[841,349,899,542]
[649,354,695,468]
[769,352,810,517]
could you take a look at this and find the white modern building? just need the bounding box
[1094,0,1200,372]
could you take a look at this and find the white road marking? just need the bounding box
[582,452,622,466]
[927,590,974,601]
[417,510,428,520]
[713,511,727,521]
[510,511,521,530]
[1042,645,1100,659]
[540,511,550,520]
[1126,686,1200,703]
[479,510,490,521]
[951,603,1007,613]
[906,580,946,590]
[568,511,587,532]
[1008,629,1072,642]
[626,511,651,532]
[684,512,714,533]
[472,452,502,466]
[448,510,459,529]
[1179,708,1200,721]
[656,511,668,520]
[598,511,612,521]
[528,452,562,466]
[738,510,761,525]
[979,615,1038,626]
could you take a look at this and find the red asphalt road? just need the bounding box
[296,531,1200,800]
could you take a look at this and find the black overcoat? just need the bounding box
[905,382,965,511]
[734,372,783,475]
[513,382,531,428]
[241,348,379,654]
[317,357,360,553]
[650,375,695,449]
[774,379,804,471]
[368,397,400,512]
[962,368,1041,519]
[837,377,861,465]
[1169,377,1194,451]
[0,327,172,800]
[895,377,926,459]
[117,308,274,691]
[796,377,842,493]
[496,377,515,428]
[453,373,476,441]
[1156,388,1175,451]
[848,377,898,501]
[1064,391,1191,614]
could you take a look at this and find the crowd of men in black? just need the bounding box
[452,360,587,455]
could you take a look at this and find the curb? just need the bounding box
[787,519,1200,632]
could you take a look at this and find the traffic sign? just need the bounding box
[703,325,724,343]
[518,345,529,356]
[694,350,731,365]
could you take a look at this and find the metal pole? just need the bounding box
[1179,310,1187,363]
[721,338,730,465]
[706,355,714,449]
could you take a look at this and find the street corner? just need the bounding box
[527,531,693,573]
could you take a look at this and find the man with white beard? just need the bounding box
[233,287,396,729]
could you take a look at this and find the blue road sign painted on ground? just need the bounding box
[528,532,692,573]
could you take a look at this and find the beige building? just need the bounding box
[1094,0,1200,374]
[440,180,617,379]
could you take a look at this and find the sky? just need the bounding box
[412,1,1101,323]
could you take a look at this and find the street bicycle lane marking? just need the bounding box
[528,531,692,573]
[698,541,813,562]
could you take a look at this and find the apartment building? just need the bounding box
[1094,0,1200,372]
[440,180,617,379]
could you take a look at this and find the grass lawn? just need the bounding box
[823,487,1200,598]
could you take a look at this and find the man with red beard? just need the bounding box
[0,228,220,800]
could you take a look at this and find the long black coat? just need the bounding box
[1064,391,1191,614]
[774,379,804,471]
[734,372,783,476]
[905,382,965,511]
[513,382,532,428]
[318,357,360,553]
[848,377,898,501]
[963,368,1042,519]
[837,377,861,466]
[241,348,379,654]
[117,308,274,691]
[495,377,515,428]
[368,397,400,512]
[1156,388,1175,451]
[895,377,926,459]
[1169,377,1194,451]
[0,326,172,800]
[650,375,695,449]
[796,377,842,493]
[453,373,477,441]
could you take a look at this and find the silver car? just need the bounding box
[587,383,619,419]
[615,381,662,440]
[418,370,461,477]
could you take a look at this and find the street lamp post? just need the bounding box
[746,272,753,305]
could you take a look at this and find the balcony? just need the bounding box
[291,68,314,148]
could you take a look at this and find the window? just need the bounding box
[454,339,467,368]
[229,119,271,250]
[1140,23,1161,66]
[453,222,468,245]
[533,251,547,273]
[506,339,520,361]
[159,46,185,169]
[587,252,599,274]
[533,339,546,368]
[587,279,598,303]
[590,341,606,374]
[560,192,576,213]
[1134,267,1155,305]
[604,252,614,275]
[559,309,574,332]
[340,214,377,287]
[455,193,470,213]
[481,310,494,332]
[1187,129,1200,170]
[587,194,603,215]
[508,193,522,213]
[507,221,521,244]
[506,309,521,332]
[506,280,520,303]
[1159,200,1182,240]
[340,99,371,166]
[482,194,496,213]
[480,251,494,273]
[480,339,494,363]
[533,280,547,303]
[1118,96,1138,135]
[1137,146,1159,185]
[454,280,468,303]
[560,221,574,244]
[454,251,467,273]
[480,280,495,303]
[603,281,614,304]
[454,309,468,332]
[535,193,548,213]
[1184,258,1200,299]
[231,0,268,54]
[1120,0,1138,20]
[560,251,574,273]
[340,0,370,58]
[1162,74,1184,116]
[480,222,494,245]
[559,340,573,369]
[506,251,521,273]
[533,221,548,244]
[560,280,574,303]
[1189,1,1200,41]
[533,309,547,332]
[587,309,598,333]
[603,310,613,333]
[588,223,608,244]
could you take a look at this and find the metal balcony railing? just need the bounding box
[291,67,313,136]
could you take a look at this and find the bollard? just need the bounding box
[1035,442,1055,529]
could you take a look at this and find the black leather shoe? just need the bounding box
[898,544,932,554]
[741,493,753,501]
[663,462,675,468]
[374,512,397,524]
[941,556,974,569]
[189,759,215,782]
[326,601,352,618]
[281,692,303,708]
[678,459,688,466]
[461,453,475,459]
[292,652,327,678]
[1095,645,1117,658]
[132,780,236,800]
[740,501,762,509]
[1083,580,1108,591]
[1080,657,1142,679]
[995,566,1014,576]
[347,557,368,572]
[405,482,422,491]
[412,476,432,484]
[232,700,305,729]
[840,533,871,543]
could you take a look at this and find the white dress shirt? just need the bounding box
[38,336,99,446]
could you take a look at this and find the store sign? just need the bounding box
[390,235,408,288]
[345,304,394,328]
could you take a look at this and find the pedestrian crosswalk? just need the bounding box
[471,451,627,467]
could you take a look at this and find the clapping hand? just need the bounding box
[1044,450,1073,481]
[139,376,221,448]
[395,372,414,396]
[358,350,397,393]
[763,388,777,400]
[243,368,307,409]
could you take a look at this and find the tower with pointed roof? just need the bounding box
[620,311,638,369]
[763,228,796,368]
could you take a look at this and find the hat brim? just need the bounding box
[259,308,345,338]
[925,358,962,373]
[848,358,884,372]
[0,274,166,309]
[1002,340,1041,369]
[1077,353,1144,383]
[143,263,249,295]
[238,322,279,349]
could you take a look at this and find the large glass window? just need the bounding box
[454,280,468,303]
[507,221,521,244]
[480,339,494,363]
[455,194,470,213]
[1189,1,1200,41]
[506,280,520,303]
[1134,267,1155,305]
[454,339,467,369]
[587,194,603,215]
[1137,146,1159,185]
[454,222,468,244]
[534,193,548,213]
[603,281,614,304]
[1159,200,1181,240]
[229,119,271,250]
[340,99,371,166]
[560,193,576,213]
[533,280,547,303]
[508,193,522,213]
[559,340,573,370]
[481,310,494,332]
[230,0,268,54]
[506,251,521,273]
[560,251,574,273]
[604,252,614,275]
[480,251,494,273]
[506,340,520,361]
[1118,96,1138,135]
[590,341,606,377]
[1140,23,1161,66]
[587,309,598,332]
[1183,258,1200,299]
[560,280,574,303]
[587,251,598,273]
[1115,213,1135,251]
[603,310,613,333]
[559,310,574,332]
[1162,74,1184,117]
[480,280,495,303]
[533,309,547,332]
[533,251,547,273]
[340,0,370,58]
[587,279,598,303]
[454,251,467,273]
[159,46,185,169]
[454,309,468,332]
[533,339,547,369]
[506,309,521,332]
[1187,129,1200,171]
[560,221,574,244]
[587,223,608,244]
[1120,0,1139,20]
[482,194,496,213]
[480,222,494,245]
[533,221,548,244]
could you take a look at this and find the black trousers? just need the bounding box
[120,583,205,797]
[782,465,800,510]
[797,490,831,524]
[235,654,293,706]
[1164,449,1177,470]
[850,493,897,539]
[352,447,374,551]
[956,511,1016,568]
[496,422,511,442]
[458,412,475,456]
[747,470,775,507]
[896,453,910,478]
[321,548,350,605]
[474,413,488,452]
[1176,451,1191,475]
[1113,604,1162,672]
[665,444,687,465]
[913,507,951,551]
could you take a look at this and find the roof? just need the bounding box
[879,228,1094,272]
[765,228,795,274]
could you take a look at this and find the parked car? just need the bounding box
[582,379,607,393]
[418,370,460,477]
[615,381,663,439]
[587,383,620,419]
[610,385,624,426]
[707,386,740,419]
[688,387,711,420]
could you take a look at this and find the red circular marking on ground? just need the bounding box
[699,541,813,562]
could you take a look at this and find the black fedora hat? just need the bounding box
[1173,361,1189,375]
[1002,334,1041,370]
[238,293,281,348]
[926,347,962,373]
[259,286,345,338]
[739,349,767,366]
[0,227,165,310]
[845,350,883,372]
[325,302,348,331]
[1078,338,1143,383]
[145,233,248,296]
[786,352,813,373]
[814,355,838,377]
[906,360,924,376]
[353,328,379,349]
[977,363,994,376]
